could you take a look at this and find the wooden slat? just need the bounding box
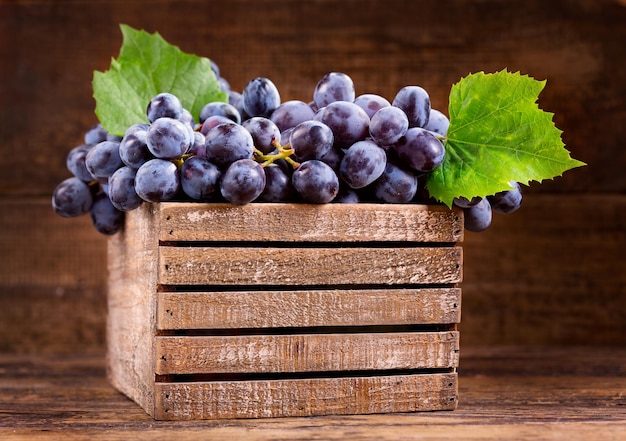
[154,372,458,419]
[158,246,462,286]
[156,288,461,330]
[155,331,459,375]
[158,203,463,243]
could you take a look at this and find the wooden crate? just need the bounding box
[106,202,463,420]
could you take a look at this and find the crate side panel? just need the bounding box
[154,372,458,420]
[107,203,160,417]
[158,246,462,286]
[155,331,459,374]
[158,203,463,243]
[156,288,462,330]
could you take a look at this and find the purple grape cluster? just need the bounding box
[52,68,522,235]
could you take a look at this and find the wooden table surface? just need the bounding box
[1,346,624,440]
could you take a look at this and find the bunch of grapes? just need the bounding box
[52,68,522,235]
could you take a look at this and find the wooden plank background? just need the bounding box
[1,0,625,353]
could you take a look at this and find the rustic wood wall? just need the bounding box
[1,0,624,353]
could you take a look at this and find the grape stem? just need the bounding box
[254,139,301,169]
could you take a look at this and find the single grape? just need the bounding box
[66,144,94,182]
[180,156,221,201]
[424,109,450,136]
[204,122,255,168]
[334,186,360,204]
[242,77,281,118]
[84,124,109,145]
[464,198,492,232]
[85,140,123,179]
[187,131,207,157]
[200,115,235,136]
[108,166,143,212]
[90,193,124,235]
[51,177,93,217]
[394,127,445,172]
[199,101,241,124]
[292,160,339,203]
[453,196,482,209]
[220,159,266,204]
[289,120,334,161]
[313,72,355,108]
[259,165,295,202]
[369,106,409,146]
[119,126,152,169]
[242,117,281,154]
[270,100,316,132]
[392,85,431,128]
[373,162,418,203]
[488,181,523,214]
[146,92,183,123]
[146,117,192,160]
[319,101,370,148]
[134,159,180,202]
[210,59,220,78]
[354,93,391,119]
[339,140,387,189]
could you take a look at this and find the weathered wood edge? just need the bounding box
[158,246,463,286]
[106,203,160,418]
[157,203,464,243]
[153,372,458,420]
[155,331,460,374]
[156,288,462,329]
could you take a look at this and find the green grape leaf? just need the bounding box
[93,24,227,136]
[426,70,586,207]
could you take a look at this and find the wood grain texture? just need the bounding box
[155,331,459,375]
[159,203,463,243]
[154,373,458,420]
[157,288,461,329]
[158,246,462,286]
[106,203,159,416]
[2,347,624,438]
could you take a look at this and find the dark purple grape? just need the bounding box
[488,181,523,214]
[320,101,370,148]
[220,159,266,204]
[242,117,281,154]
[270,100,316,132]
[108,166,143,211]
[313,72,355,108]
[90,193,124,235]
[289,120,334,161]
[392,86,431,128]
[394,127,445,172]
[354,93,391,119]
[84,124,108,145]
[200,115,234,136]
[292,160,339,203]
[464,198,492,232]
[187,131,207,157]
[242,77,281,118]
[204,122,255,168]
[453,196,482,209]
[146,117,192,160]
[259,165,295,202]
[339,140,387,189]
[180,156,221,201]
[424,109,450,136]
[199,101,241,124]
[373,162,418,203]
[85,140,123,179]
[369,106,409,146]
[135,159,180,202]
[52,177,93,217]
[119,127,152,169]
[146,92,183,123]
[66,144,94,182]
